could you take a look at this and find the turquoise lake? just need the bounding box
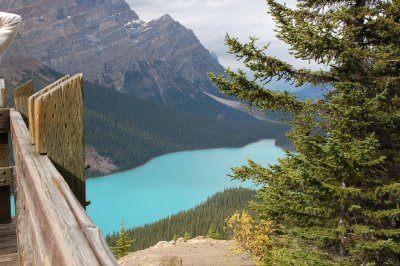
[12,139,285,235]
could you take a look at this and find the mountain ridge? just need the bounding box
[1,0,250,120]
[0,56,290,177]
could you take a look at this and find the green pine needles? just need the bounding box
[207,223,221,239]
[111,221,134,259]
[210,0,400,265]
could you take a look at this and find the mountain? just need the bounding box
[83,81,291,176]
[0,35,63,106]
[0,41,291,176]
[1,0,256,120]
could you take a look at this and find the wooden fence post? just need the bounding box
[28,75,70,144]
[14,80,33,125]
[0,79,11,224]
[33,74,86,207]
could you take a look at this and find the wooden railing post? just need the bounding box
[0,79,11,224]
[28,75,69,144]
[14,80,33,126]
[31,74,86,207]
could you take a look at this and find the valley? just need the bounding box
[0,0,395,263]
[0,0,293,177]
[87,139,285,235]
[0,0,293,262]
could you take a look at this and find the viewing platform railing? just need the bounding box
[0,76,118,265]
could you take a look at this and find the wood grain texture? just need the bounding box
[10,110,117,266]
[34,74,86,206]
[0,253,18,266]
[0,79,5,108]
[28,75,70,144]
[0,129,10,224]
[0,221,17,256]
[13,170,33,266]
[14,80,33,125]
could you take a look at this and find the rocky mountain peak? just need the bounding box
[156,14,174,22]
[1,0,255,120]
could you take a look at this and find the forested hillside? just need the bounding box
[4,66,291,177]
[106,188,255,252]
[84,82,291,176]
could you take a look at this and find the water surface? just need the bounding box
[86,139,285,234]
[11,139,284,234]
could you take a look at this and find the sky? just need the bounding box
[127,0,319,72]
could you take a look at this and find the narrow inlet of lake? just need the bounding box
[86,139,285,235]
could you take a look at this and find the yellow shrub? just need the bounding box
[226,210,272,265]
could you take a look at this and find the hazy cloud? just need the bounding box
[127,0,319,71]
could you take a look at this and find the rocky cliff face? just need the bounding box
[0,0,138,87]
[1,0,239,119]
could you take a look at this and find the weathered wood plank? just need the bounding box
[0,167,13,186]
[14,80,33,125]
[13,171,33,265]
[0,221,17,256]
[28,75,70,144]
[0,79,5,108]
[34,74,86,207]
[0,253,18,266]
[10,110,117,266]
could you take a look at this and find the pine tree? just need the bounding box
[111,221,134,259]
[184,231,192,241]
[207,223,221,239]
[210,0,400,264]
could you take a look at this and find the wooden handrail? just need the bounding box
[11,110,117,265]
[0,75,118,264]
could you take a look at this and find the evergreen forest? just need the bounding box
[83,81,291,176]
[8,68,291,177]
[209,0,400,264]
[106,188,255,252]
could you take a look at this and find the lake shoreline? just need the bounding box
[90,138,280,179]
[86,139,286,234]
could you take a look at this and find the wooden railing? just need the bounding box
[0,76,118,265]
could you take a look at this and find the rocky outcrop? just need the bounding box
[85,146,118,175]
[119,237,257,266]
[0,0,241,119]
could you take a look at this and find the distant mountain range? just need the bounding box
[0,37,290,177]
[1,0,327,176]
[1,0,326,119]
[1,0,261,120]
[0,60,290,176]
